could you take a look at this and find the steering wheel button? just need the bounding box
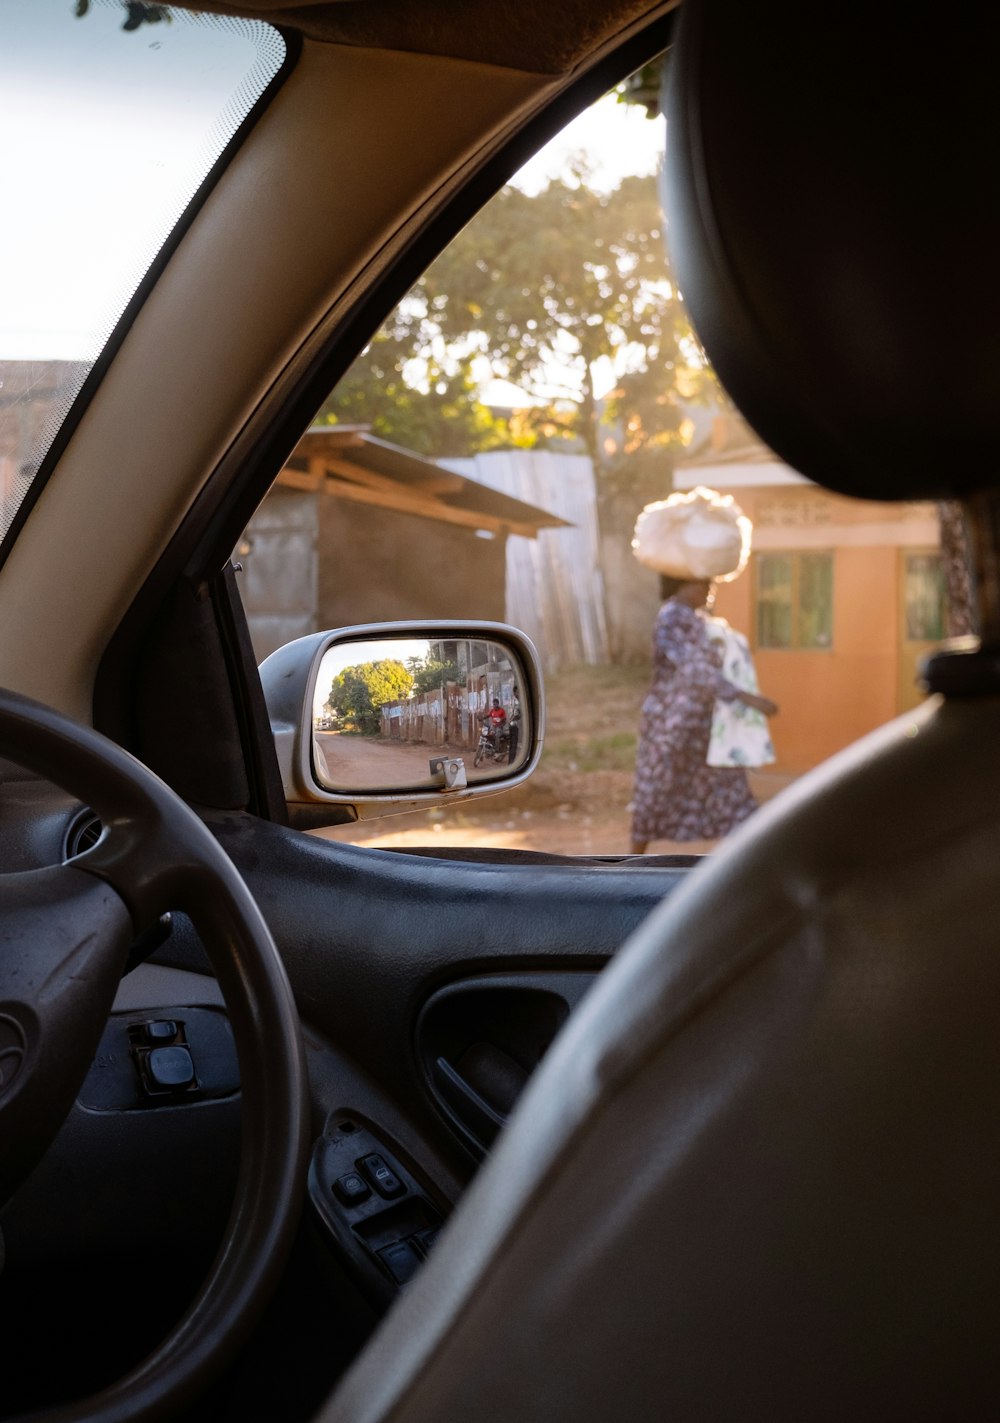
[333,1172,371,1206]
[359,1153,405,1198]
[145,1019,177,1042]
[147,1045,195,1090]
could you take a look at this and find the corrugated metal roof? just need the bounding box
[281,426,570,539]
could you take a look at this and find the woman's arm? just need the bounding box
[737,690,779,716]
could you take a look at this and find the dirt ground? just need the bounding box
[317,663,796,857]
[315,729,510,789]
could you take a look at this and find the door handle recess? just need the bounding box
[417,972,598,1157]
[432,1056,508,1148]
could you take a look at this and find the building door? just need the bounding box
[897,550,945,712]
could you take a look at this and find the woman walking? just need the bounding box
[629,487,777,855]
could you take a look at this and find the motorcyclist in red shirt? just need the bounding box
[483,697,507,750]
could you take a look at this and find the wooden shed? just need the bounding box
[238,426,568,662]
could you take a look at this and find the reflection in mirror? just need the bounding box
[312,635,529,793]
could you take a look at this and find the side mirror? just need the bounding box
[259,621,544,828]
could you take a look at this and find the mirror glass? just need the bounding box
[311,635,530,793]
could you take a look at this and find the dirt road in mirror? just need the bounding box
[316,731,504,789]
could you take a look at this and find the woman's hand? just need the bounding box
[739,691,779,717]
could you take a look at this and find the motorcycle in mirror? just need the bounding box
[474,698,513,767]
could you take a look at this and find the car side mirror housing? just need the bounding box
[259,621,544,829]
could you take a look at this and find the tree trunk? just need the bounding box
[937,501,975,637]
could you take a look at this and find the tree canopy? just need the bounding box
[316,167,716,486]
[326,660,414,735]
[407,656,464,697]
[75,1,171,31]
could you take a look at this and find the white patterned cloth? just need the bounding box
[703,617,776,769]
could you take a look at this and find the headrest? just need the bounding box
[663,2,1000,502]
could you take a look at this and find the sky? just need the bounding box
[0,0,278,361]
[0,4,664,369]
[511,95,665,195]
[313,639,433,719]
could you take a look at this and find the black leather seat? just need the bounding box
[319,3,1000,1417]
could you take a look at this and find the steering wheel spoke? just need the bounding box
[0,865,133,1205]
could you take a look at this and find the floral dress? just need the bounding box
[630,600,758,844]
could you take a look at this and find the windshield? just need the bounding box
[0,0,284,543]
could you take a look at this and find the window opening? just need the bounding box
[903,552,945,643]
[237,60,957,854]
[756,551,833,651]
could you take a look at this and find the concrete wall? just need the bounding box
[316,497,506,629]
[718,546,900,772]
[241,490,507,664]
[240,485,318,662]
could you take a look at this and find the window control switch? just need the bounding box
[359,1153,405,1199]
[378,1239,422,1285]
[333,1172,371,1206]
[413,1225,442,1256]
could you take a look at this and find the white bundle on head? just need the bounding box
[631,485,752,583]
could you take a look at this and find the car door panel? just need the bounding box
[156,813,695,1173]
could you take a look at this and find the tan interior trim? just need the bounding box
[169,0,674,76]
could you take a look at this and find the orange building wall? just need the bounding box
[713,545,904,774]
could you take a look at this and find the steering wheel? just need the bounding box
[0,689,309,1423]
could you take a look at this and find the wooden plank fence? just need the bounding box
[381,674,517,750]
[442,451,608,668]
